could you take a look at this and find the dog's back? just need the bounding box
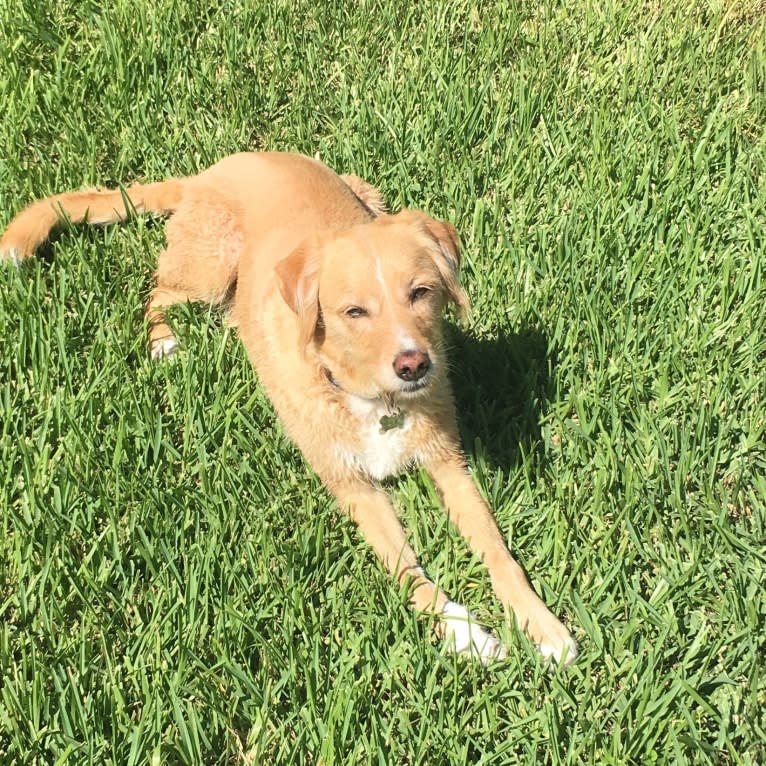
[0,152,382,267]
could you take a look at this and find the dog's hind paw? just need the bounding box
[441,601,507,664]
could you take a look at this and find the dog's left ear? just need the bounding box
[400,210,470,318]
[275,244,322,349]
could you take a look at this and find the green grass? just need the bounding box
[1,0,765,763]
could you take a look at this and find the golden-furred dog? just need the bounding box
[1,152,577,664]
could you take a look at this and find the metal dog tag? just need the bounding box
[379,409,406,432]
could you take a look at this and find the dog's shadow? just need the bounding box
[445,323,554,473]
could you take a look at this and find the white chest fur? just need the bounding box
[335,395,417,481]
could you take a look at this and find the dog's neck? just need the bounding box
[321,365,407,432]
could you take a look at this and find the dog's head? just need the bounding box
[276,210,469,400]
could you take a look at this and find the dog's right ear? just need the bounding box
[275,245,321,349]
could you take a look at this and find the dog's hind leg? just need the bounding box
[144,281,193,359]
[145,195,243,359]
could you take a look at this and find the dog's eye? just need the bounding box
[344,306,368,319]
[410,286,431,302]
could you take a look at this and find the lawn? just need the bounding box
[1,0,765,763]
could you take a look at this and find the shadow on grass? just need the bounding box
[445,322,554,474]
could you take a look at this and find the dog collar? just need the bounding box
[323,366,342,390]
[322,366,407,432]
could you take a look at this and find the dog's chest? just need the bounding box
[336,397,417,481]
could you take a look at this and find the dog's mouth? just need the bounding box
[357,376,433,403]
[396,376,431,396]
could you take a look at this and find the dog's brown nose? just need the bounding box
[393,350,431,382]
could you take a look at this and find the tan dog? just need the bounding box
[1,152,577,664]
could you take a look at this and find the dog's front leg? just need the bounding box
[424,455,578,665]
[330,478,506,661]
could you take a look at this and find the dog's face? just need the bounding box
[276,210,468,400]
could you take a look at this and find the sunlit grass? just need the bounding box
[1,1,764,763]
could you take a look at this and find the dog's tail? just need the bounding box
[0,178,187,264]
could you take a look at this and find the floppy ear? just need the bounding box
[275,245,322,349]
[400,210,470,318]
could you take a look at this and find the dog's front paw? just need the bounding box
[0,244,23,266]
[441,601,507,664]
[525,605,578,667]
[150,336,178,361]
